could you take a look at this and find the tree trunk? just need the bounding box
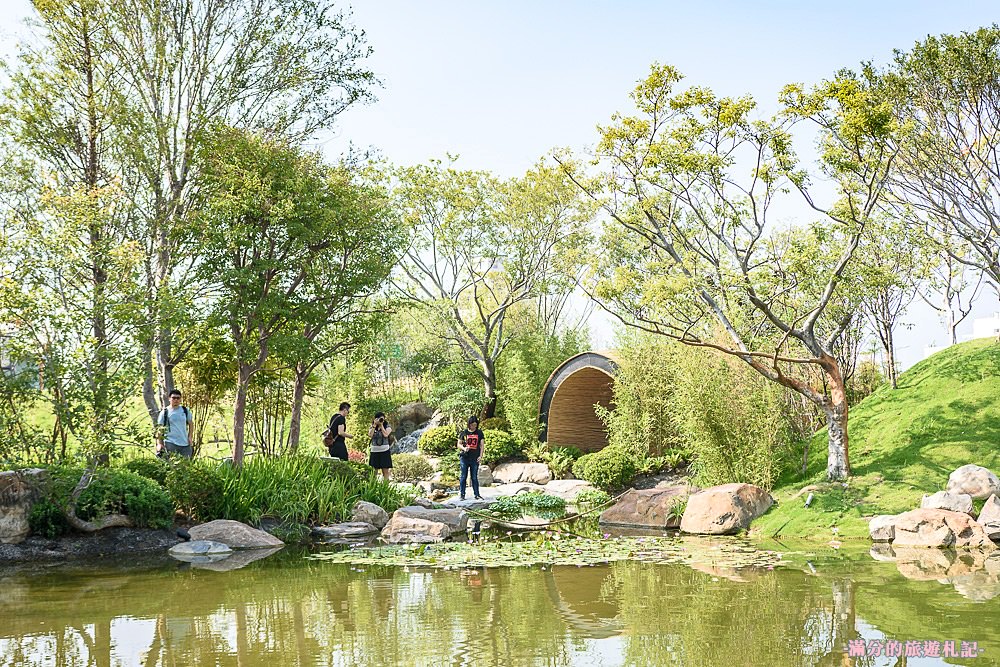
[817,355,851,481]
[232,364,251,466]
[64,466,134,532]
[885,326,898,389]
[948,306,958,346]
[288,362,307,453]
[141,339,159,423]
[482,362,497,419]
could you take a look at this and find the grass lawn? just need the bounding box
[753,338,1000,541]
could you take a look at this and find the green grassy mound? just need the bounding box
[754,338,1000,541]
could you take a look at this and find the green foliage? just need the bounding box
[426,363,486,425]
[166,459,226,522]
[419,425,459,456]
[215,455,415,525]
[525,442,578,479]
[574,488,612,510]
[122,457,170,487]
[480,429,522,465]
[487,492,567,521]
[572,448,637,491]
[28,498,70,538]
[550,445,584,460]
[36,466,175,530]
[670,346,798,491]
[479,417,509,432]
[391,453,434,483]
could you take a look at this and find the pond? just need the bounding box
[2,539,998,666]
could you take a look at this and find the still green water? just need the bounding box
[2,542,999,666]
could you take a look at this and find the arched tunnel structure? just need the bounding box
[538,351,618,452]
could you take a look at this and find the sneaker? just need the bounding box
[460,495,466,501]
[474,495,484,500]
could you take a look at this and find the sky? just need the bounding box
[2,0,999,368]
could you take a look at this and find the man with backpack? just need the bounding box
[156,389,194,458]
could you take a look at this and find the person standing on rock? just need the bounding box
[368,412,393,480]
[326,402,353,461]
[458,416,486,501]
[155,389,194,458]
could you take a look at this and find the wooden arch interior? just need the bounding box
[545,366,614,452]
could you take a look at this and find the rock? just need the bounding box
[868,515,897,542]
[545,479,599,503]
[892,508,997,549]
[492,462,552,485]
[893,546,956,579]
[978,494,1000,540]
[191,547,283,572]
[188,519,285,549]
[599,486,696,529]
[351,500,390,529]
[478,465,494,487]
[168,540,233,558]
[921,491,974,515]
[0,469,48,544]
[679,483,774,535]
[311,522,379,541]
[947,464,1000,500]
[394,506,468,532]
[380,515,452,544]
[393,402,436,438]
[869,543,897,562]
[411,497,436,509]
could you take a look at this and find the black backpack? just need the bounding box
[159,406,190,435]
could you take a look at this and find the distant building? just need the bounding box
[923,312,1000,360]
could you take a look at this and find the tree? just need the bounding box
[393,161,590,418]
[557,64,895,480]
[916,236,986,346]
[879,27,1000,291]
[193,127,395,465]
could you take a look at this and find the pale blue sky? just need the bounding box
[2,0,999,367]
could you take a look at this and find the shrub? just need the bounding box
[419,425,458,456]
[66,469,174,530]
[392,453,434,483]
[574,488,611,510]
[481,429,521,465]
[479,417,510,432]
[573,448,637,491]
[122,457,170,487]
[549,445,584,460]
[488,492,566,521]
[166,459,225,522]
[29,497,70,538]
[544,448,576,480]
[525,442,580,479]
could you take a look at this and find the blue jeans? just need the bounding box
[460,457,480,498]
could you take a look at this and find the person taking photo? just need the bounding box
[368,412,393,480]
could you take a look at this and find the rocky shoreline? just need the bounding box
[0,526,181,563]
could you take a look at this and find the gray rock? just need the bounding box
[478,465,494,487]
[0,469,48,545]
[393,402,436,439]
[191,546,283,571]
[869,515,897,542]
[947,464,1000,500]
[394,506,468,532]
[380,514,452,544]
[869,543,897,562]
[169,540,233,558]
[978,494,1000,540]
[312,522,380,540]
[545,479,599,503]
[492,462,552,485]
[411,497,436,509]
[921,491,974,515]
[600,486,696,529]
[188,520,285,549]
[351,500,390,529]
[680,483,774,535]
[893,508,997,549]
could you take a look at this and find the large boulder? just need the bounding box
[544,479,599,503]
[869,515,897,542]
[493,462,552,485]
[947,464,1000,500]
[393,402,436,439]
[380,514,452,544]
[393,506,468,532]
[599,486,696,529]
[478,465,494,487]
[679,483,773,535]
[0,469,48,545]
[978,494,1000,540]
[168,540,233,560]
[892,508,996,549]
[188,519,285,549]
[351,501,390,529]
[921,491,975,516]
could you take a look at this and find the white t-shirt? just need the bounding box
[162,406,192,448]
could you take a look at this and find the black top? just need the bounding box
[329,414,347,448]
[459,428,485,460]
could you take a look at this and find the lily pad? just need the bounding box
[309,535,783,570]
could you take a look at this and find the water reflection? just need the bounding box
[870,544,1000,602]
[2,546,999,666]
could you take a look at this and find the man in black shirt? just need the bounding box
[327,402,353,460]
[457,416,486,501]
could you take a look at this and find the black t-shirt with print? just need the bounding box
[460,429,485,461]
